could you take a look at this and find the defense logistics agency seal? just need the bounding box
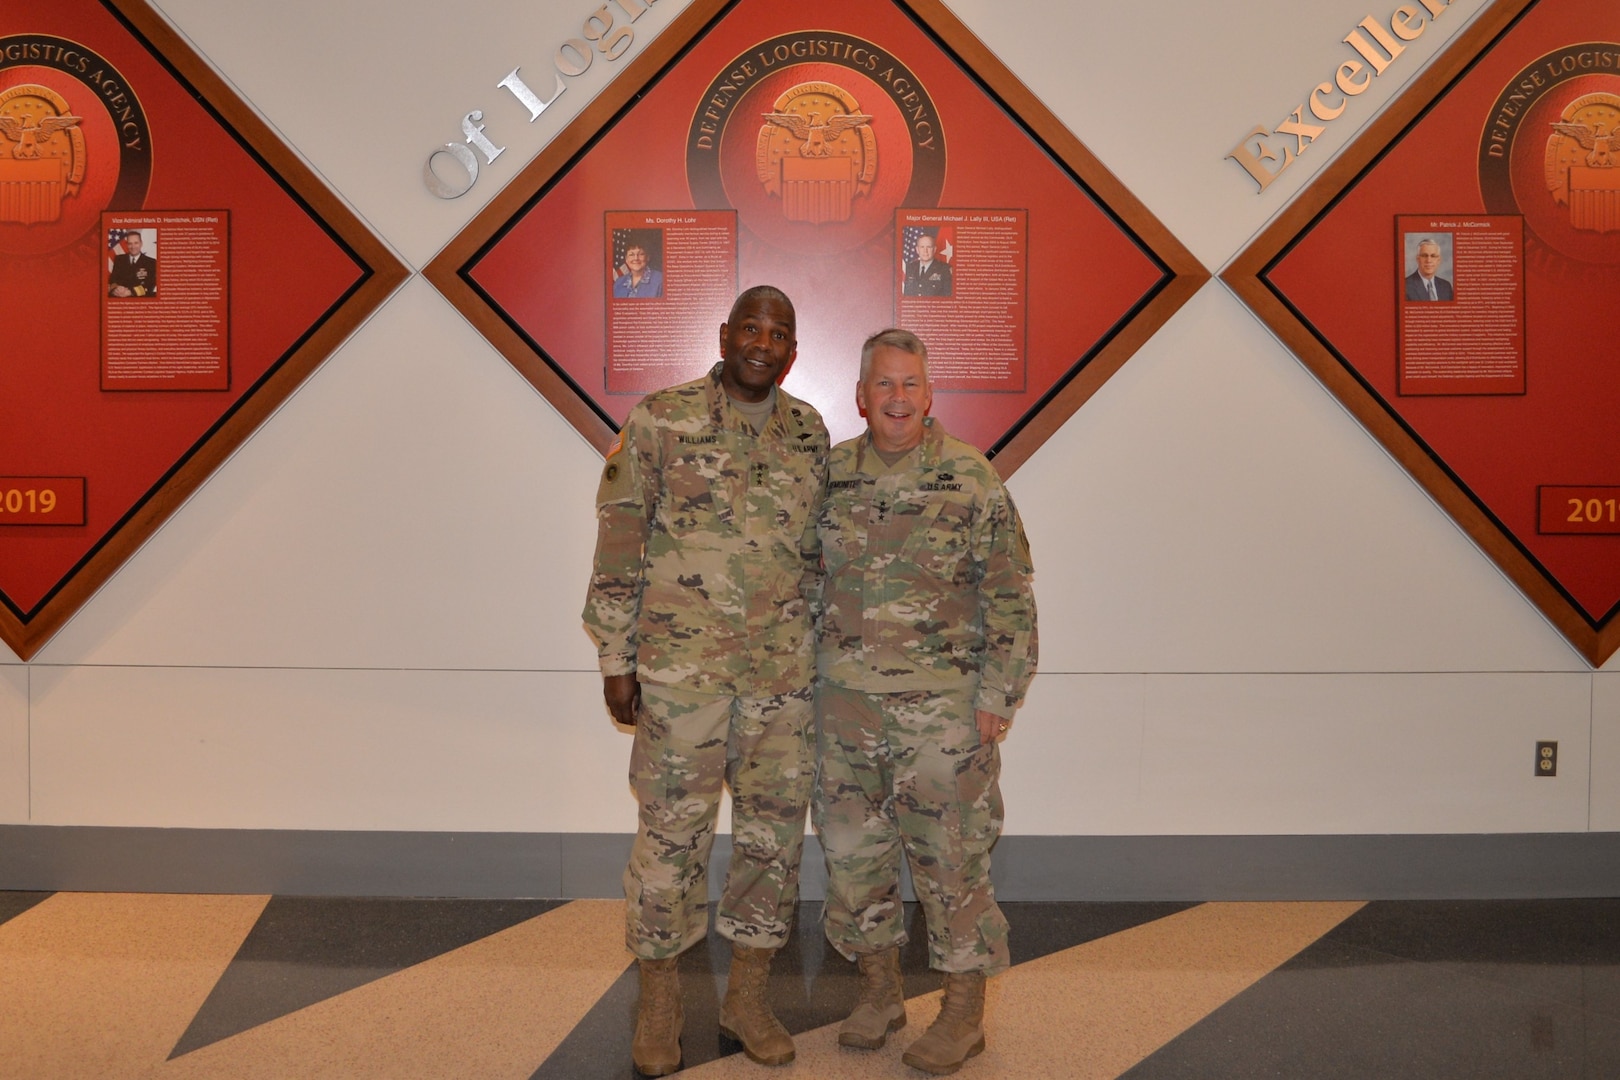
[757,82,876,225]
[1545,93,1620,228]
[0,34,152,256]
[0,82,85,226]
[1479,42,1620,265]
[687,31,945,254]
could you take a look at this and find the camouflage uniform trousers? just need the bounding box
[624,682,815,960]
[814,681,1010,974]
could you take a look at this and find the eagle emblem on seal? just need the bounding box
[756,82,877,225]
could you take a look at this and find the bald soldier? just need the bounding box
[584,286,830,1076]
[813,328,1037,1075]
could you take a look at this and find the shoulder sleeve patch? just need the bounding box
[597,434,635,504]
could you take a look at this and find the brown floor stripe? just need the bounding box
[0,892,269,1080]
[680,900,1365,1079]
[155,898,632,1079]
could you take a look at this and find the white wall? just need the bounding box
[1594,674,1620,830]
[7,0,1613,841]
[0,666,26,824]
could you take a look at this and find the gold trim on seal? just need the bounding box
[756,81,876,224]
[0,83,85,225]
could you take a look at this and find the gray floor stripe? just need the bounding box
[3,827,1619,899]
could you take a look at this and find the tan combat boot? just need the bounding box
[631,956,683,1077]
[901,970,986,1075]
[838,946,907,1049]
[718,942,795,1065]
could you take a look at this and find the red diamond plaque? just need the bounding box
[0,0,406,659]
[425,0,1204,474]
[1226,0,1620,665]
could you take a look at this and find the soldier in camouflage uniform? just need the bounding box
[583,286,830,1076]
[813,328,1036,1076]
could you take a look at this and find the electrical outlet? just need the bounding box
[1535,741,1557,778]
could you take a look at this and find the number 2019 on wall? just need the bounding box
[0,479,87,526]
[1539,486,1620,535]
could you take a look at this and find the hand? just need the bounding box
[976,709,1009,745]
[110,285,132,297]
[603,673,641,726]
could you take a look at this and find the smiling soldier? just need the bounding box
[813,328,1037,1075]
[584,285,830,1076]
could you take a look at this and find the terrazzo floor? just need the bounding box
[2,892,1617,1078]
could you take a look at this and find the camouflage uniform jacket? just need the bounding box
[584,363,830,697]
[816,418,1037,718]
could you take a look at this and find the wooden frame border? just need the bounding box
[1,0,408,661]
[1222,0,1618,668]
[423,0,1207,479]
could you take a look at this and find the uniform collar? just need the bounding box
[855,416,945,474]
[705,362,785,437]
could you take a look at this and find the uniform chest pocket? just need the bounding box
[818,489,864,565]
[773,453,821,535]
[913,498,976,579]
[663,451,726,536]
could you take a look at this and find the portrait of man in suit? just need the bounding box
[1404,236,1453,302]
[108,230,157,298]
[903,233,953,297]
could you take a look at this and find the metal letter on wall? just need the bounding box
[425,0,1206,474]
[0,0,406,660]
[1226,0,1620,665]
